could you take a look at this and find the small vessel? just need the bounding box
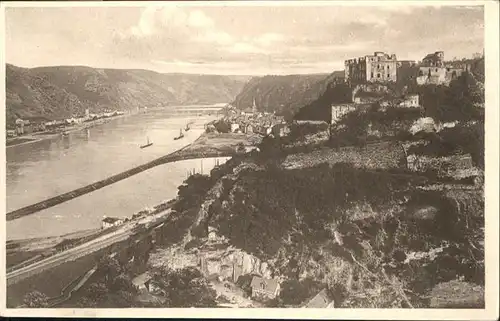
[140,136,153,149]
[174,128,184,140]
[185,123,191,131]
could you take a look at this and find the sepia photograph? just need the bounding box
[1,1,498,319]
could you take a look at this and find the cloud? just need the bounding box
[5,5,485,75]
[227,42,265,54]
[254,33,286,47]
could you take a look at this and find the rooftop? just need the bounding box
[132,272,152,286]
[250,276,279,293]
[303,289,334,308]
[102,216,123,224]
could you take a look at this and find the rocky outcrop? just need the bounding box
[200,238,273,281]
[150,232,273,283]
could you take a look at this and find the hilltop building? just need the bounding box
[345,51,398,83]
[416,51,465,85]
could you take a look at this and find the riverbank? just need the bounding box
[5,113,132,149]
[6,228,100,269]
[172,132,262,157]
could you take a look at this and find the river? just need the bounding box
[6,108,230,241]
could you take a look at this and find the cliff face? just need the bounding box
[231,71,343,119]
[5,64,250,127]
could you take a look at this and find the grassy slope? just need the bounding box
[6,64,250,128]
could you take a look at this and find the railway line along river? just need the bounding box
[6,107,230,241]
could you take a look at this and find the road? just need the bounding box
[6,210,171,286]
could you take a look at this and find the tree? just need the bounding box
[23,290,49,308]
[236,142,246,153]
[86,282,109,303]
[149,266,217,307]
[110,273,137,294]
[277,278,323,306]
[214,119,230,133]
[417,73,484,123]
[76,297,98,308]
[102,290,136,308]
[97,256,123,284]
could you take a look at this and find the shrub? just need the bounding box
[277,277,324,306]
[213,120,231,133]
[23,290,49,308]
[149,266,218,307]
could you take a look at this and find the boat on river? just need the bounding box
[185,123,191,132]
[174,129,184,140]
[140,137,153,149]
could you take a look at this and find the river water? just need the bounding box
[6,108,229,240]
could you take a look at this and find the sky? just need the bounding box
[4,3,484,75]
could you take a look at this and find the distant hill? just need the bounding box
[231,71,344,119]
[5,64,250,128]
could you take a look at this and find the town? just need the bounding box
[6,108,126,142]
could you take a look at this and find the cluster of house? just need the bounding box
[214,100,290,138]
[344,50,468,86]
[7,109,125,138]
[331,93,421,125]
[131,269,334,308]
[7,117,50,137]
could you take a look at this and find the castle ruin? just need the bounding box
[345,50,465,86]
[344,51,398,83]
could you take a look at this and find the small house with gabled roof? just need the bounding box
[302,289,335,308]
[250,276,280,300]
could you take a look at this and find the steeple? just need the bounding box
[252,98,257,114]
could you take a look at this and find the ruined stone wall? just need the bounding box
[396,62,419,87]
[366,59,397,83]
[345,57,367,82]
[417,66,464,86]
[417,66,447,85]
[331,103,356,124]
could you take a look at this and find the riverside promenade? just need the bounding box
[6,145,236,221]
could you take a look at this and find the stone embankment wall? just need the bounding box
[282,141,406,170]
[407,153,480,179]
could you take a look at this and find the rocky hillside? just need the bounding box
[141,138,484,308]
[5,64,250,128]
[231,71,343,119]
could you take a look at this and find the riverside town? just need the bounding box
[3,2,493,315]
